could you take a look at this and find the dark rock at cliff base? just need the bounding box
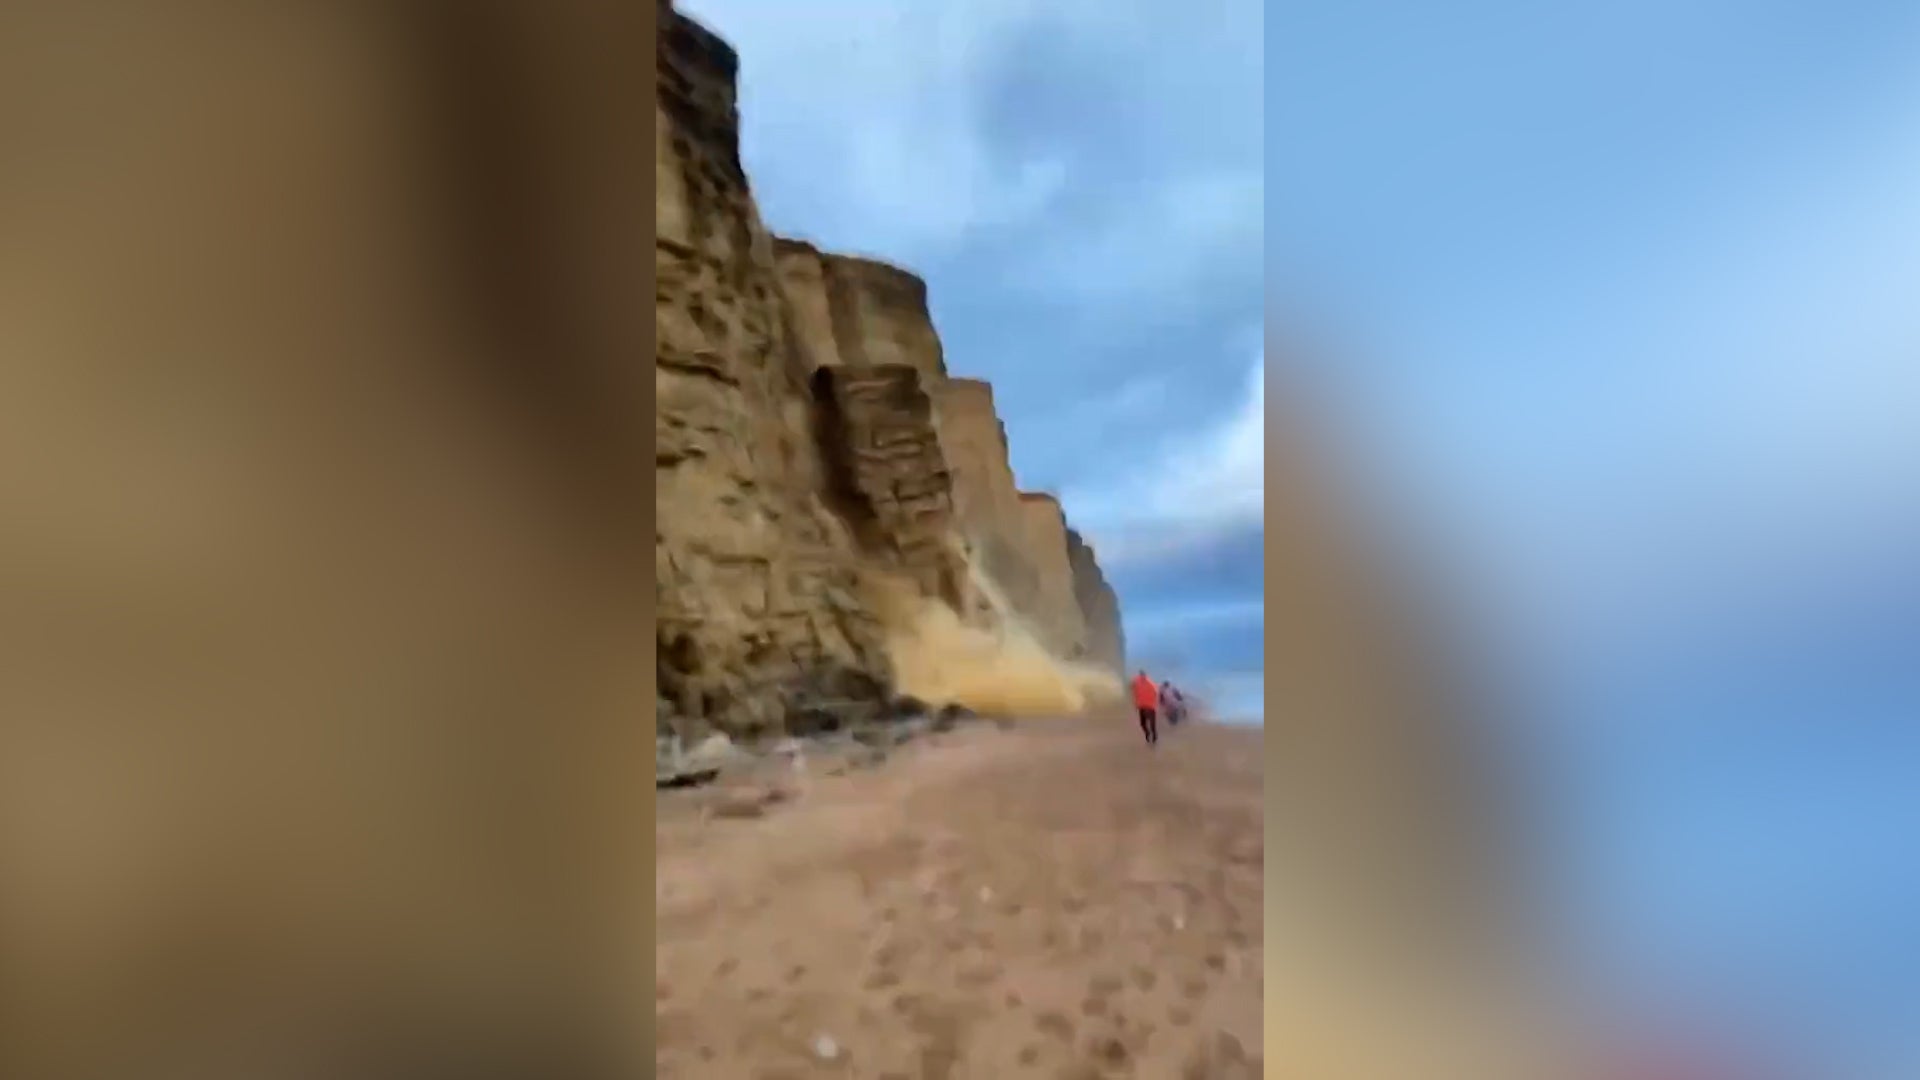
[780,667,891,736]
[657,767,722,791]
[932,704,975,733]
[887,693,932,720]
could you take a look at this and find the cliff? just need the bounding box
[1015,493,1089,661]
[772,239,948,381]
[656,1,1120,739]
[932,378,1043,625]
[809,363,975,619]
[1067,528,1126,676]
[774,240,948,380]
[657,5,893,739]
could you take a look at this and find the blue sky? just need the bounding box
[1276,1,1920,1076]
[677,0,1266,718]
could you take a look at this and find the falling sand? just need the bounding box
[863,553,1122,718]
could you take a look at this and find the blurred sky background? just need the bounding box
[677,0,1267,722]
[1274,1,1920,1077]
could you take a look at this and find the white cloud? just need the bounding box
[1008,169,1265,304]
[1042,370,1174,438]
[676,0,1263,310]
[1127,597,1266,635]
[676,0,1079,260]
[1191,671,1266,723]
[1064,339,1266,566]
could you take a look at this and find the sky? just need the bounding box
[675,0,1267,720]
[1274,1,1920,1077]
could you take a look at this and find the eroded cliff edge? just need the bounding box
[657,2,1123,741]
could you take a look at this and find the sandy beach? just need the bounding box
[655,716,1265,1078]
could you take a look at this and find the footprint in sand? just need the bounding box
[957,961,1002,989]
[1086,1033,1131,1070]
[864,967,901,991]
[1034,1010,1076,1043]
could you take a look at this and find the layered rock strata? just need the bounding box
[657,7,889,738]
[769,239,847,370]
[657,1,1121,738]
[809,364,973,618]
[773,240,948,380]
[771,239,947,381]
[774,242,1081,646]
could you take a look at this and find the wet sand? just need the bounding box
[655,717,1264,1078]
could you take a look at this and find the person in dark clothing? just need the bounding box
[1160,681,1184,727]
[1131,670,1159,745]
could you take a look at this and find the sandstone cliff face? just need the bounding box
[657,1,1119,736]
[1067,529,1126,676]
[770,239,846,371]
[932,378,1043,623]
[656,8,890,738]
[772,239,947,381]
[810,363,974,619]
[1015,493,1088,660]
[821,256,947,380]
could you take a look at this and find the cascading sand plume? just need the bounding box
[864,545,1121,718]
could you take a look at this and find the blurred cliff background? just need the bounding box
[0,6,649,1077]
[1277,1,1920,1077]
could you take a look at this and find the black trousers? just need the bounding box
[1137,706,1158,744]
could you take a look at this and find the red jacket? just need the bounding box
[1131,674,1158,709]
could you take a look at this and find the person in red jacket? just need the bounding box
[1131,670,1159,746]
